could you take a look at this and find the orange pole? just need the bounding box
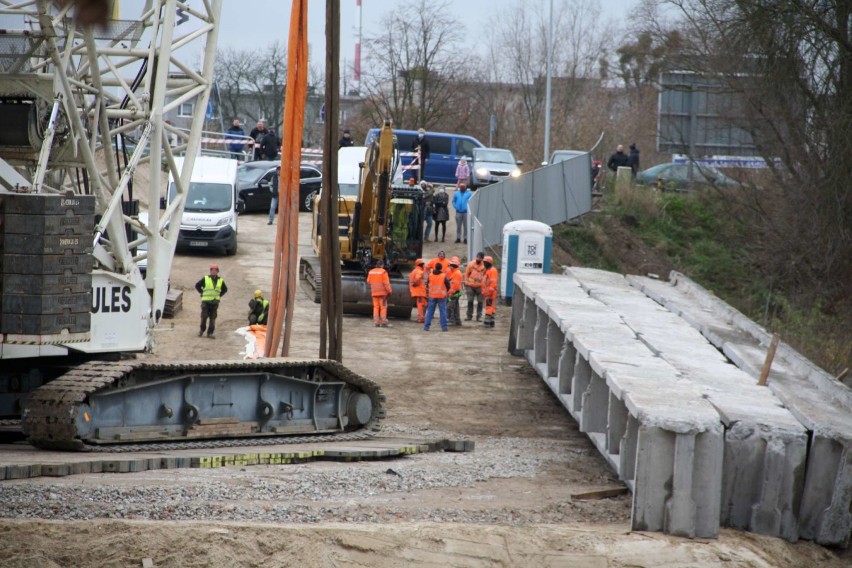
[265,0,308,357]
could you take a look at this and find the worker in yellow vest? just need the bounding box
[195,264,228,338]
[248,289,269,325]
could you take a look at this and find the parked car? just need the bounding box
[469,147,523,189]
[236,160,323,213]
[635,162,740,189]
[548,150,588,165]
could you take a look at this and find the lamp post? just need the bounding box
[543,0,553,164]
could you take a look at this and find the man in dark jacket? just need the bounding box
[225,119,246,160]
[627,143,640,177]
[261,128,280,160]
[250,120,267,161]
[411,128,430,182]
[338,129,354,148]
[607,144,630,172]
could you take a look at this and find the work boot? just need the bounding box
[454,239,460,243]
[208,333,216,339]
[198,330,203,337]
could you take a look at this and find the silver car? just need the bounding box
[469,147,523,189]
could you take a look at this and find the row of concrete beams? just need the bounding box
[630,271,851,548]
[509,269,845,544]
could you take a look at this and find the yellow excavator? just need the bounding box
[300,121,425,318]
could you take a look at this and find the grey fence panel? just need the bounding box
[468,155,591,259]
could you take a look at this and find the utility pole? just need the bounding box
[543,0,554,164]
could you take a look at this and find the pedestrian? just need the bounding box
[411,127,430,182]
[225,118,246,160]
[627,143,640,177]
[366,258,393,327]
[452,183,471,243]
[421,181,435,241]
[607,144,629,172]
[464,252,486,321]
[446,256,464,326]
[248,289,269,325]
[268,165,280,225]
[261,127,280,160]
[423,262,450,332]
[195,264,228,338]
[250,120,267,161]
[432,187,449,242]
[338,128,354,148]
[409,258,428,324]
[427,250,448,272]
[591,160,602,186]
[482,255,499,328]
[455,157,470,188]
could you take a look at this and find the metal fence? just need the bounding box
[467,154,592,260]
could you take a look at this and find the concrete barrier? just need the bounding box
[509,269,843,544]
[630,272,852,548]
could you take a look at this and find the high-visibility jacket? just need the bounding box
[426,256,448,272]
[367,267,392,297]
[252,298,269,323]
[427,271,449,299]
[446,267,463,295]
[201,276,224,302]
[408,266,427,298]
[465,261,486,288]
[482,266,499,296]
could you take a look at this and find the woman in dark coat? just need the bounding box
[432,187,450,242]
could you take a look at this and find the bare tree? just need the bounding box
[215,42,288,131]
[360,0,469,131]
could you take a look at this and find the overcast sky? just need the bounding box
[217,0,638,76]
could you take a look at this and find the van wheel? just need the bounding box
[304,190,317,212]
[226,241,238,256]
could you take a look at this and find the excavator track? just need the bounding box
[22,358,385,451]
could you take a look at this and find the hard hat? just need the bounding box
[450,256,460,266]
[484,256,493,264]
[209,264,219,270]
[254,290,263,298]
[408,177,416,186]
[415,258,425,266]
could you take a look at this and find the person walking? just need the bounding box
[455,157,470,188]
[627,143,640,177]
[482,255,499,328]
[338,128,354,148]
[446,256,464,326]
[250,120,267,161]
[464,252,486,321]
[225,119,246,160]
[421,181,435,241]
[267,165,280,225]
[452,184,471,243]
[607,144,629,172]
[247,289,269,325]
[408,258,428,324]
[423,262,450,332]
[195,264,228,338]
[366,258,393,327]
[432,187,449,242]
[411,128,430,182]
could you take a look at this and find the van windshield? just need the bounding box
[169,182,233,212]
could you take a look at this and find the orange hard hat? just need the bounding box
[449,256,460,266]
[415,258,425,266]
[209,264,219,270]
[483,256,493,263]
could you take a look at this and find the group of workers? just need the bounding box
[195,251,499,339]
[367,250,498,332]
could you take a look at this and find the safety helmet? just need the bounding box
[254,290,263,298]
[415,258,425,266]
[449,256,460,266]
[209,264,219,270]
[484,256,493,264]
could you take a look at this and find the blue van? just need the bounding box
[365,128,484,185]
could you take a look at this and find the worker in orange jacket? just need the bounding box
[426,250,448,272]
[408,258,428,323]
[446,256,464,326]
[423,262,450,332]
[464,251,486,321]
[366,258,393,327]
[482,255,499,328]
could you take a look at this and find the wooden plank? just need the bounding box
[571,487,629,500]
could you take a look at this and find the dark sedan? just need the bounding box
[237,160,322,213]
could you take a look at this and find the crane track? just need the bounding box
[22,358,386,452]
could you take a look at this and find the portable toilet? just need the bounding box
[500,220,552,304]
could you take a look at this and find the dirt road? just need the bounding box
[1,196,848,567]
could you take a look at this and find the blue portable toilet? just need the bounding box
[500,220,552,304]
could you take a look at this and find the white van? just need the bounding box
[337,145,404,198]
[167,156,243,255]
